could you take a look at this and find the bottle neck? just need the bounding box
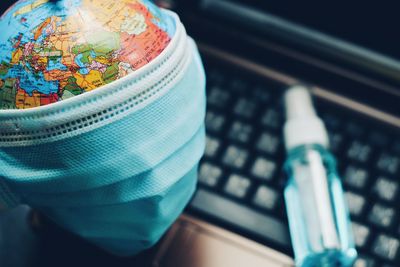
[286,144,337,168]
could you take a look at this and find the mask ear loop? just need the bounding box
[0,176,20,210]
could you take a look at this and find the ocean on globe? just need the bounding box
[0,0,175,110]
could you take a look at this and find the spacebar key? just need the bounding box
[190,189,291,248]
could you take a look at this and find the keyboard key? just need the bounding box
[230,78,248,93]
[222,145,249,169]
[251,157,276,181]
[251,86,271,102]
[352,222,370,248]
[253,185,279,211]
[233,98,257,118]
[344,166,368,189]
[346,122,364,137]
[373,177,398,202]
[205,111,226,133]
[228,121,253,143]
[321,113,341,130]
[207,86,231,108]
[347,141,372,163]
[199,163,223,187]
[368,204,395,228]
[368,131,389,147]
[256,132,280,155]
[261,108,281,129]
[377,153,400,175]
[190,189,291,247]
[224,174,251,198]
[372,234,400,261]
[393,141,400,154]
[205,136,220,158]
[345,192,366,217]
[207,68,225,84]
[329,132,344,152]
[353,255,375,267]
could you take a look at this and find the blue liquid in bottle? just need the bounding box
[284,145,357,267]
[283,86,357,267]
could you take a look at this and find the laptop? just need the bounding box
[152,1,400,267]
[1,1,400,267]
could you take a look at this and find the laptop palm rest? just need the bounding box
[152,215,294,267]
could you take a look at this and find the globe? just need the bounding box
[0,0,175,110]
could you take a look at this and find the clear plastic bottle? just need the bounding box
[283,86,357,267]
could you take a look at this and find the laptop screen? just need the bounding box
[228,1,400,61]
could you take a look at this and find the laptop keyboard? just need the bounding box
[189,65,400,267]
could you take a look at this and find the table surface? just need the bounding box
[0,206,156,267]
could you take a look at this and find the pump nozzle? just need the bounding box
[285,86,317,120]
[283,86,329,151]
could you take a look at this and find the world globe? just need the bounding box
[0,0,175,109]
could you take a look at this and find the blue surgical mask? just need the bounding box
[0,11,206,256]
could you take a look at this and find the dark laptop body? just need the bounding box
[159,1,400,267]
[177,0,400,114]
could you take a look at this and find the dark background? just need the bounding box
[229,1,400,61]
[0,207,156,267]
[2,0,400,61]
[1,0,14,13]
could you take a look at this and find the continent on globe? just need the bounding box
[0,0,175,110]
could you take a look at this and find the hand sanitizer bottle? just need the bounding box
[283,86,357,267]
